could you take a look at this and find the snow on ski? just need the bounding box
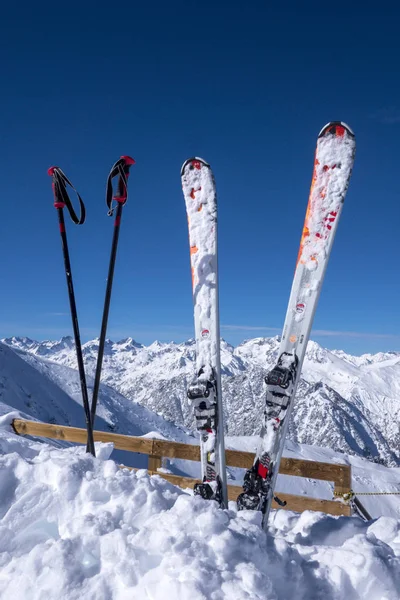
[181,157,228,508]
[237,122,356,528]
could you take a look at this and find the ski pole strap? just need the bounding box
[47,166,86,225]
[106,155,135,216]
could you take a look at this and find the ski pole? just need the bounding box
[47,166,96,456]
[90,156,135,430]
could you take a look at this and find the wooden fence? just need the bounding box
[12,418,352,517]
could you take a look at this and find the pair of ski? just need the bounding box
[182,122,356,529]
[48,156,135,457]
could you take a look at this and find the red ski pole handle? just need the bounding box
[121,155,135,167]
[47,166,85,224]
[47,166,65,209]
[115,155,135,202]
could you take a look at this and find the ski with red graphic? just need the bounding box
[237,122,356,529]
[181,157,228,508]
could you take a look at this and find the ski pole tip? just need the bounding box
[120,156,135,166]
[47,166,58,177]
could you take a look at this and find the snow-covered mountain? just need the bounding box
[1,335,400,600]
[3,335,400,468]
[0,340,195,469]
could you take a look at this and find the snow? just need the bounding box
[1,328,400,597]
[0,422,399,599]
[301,123,355,266]
[181,157,219,381]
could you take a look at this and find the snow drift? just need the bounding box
[0,420,399,600]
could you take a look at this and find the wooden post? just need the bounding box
[332,463,352,496]
[148,454,162,472]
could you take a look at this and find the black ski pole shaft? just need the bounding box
[48,166,96,457]
[90,156,135,429]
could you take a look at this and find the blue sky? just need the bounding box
[0,1,399,355]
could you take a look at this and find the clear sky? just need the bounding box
[0,1,399,355]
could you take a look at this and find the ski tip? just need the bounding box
[180,157,210,176]
[47,166,58,177]
[318,121,355,139]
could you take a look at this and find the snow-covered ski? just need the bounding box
[237,122,356,528]
[181,157,228,508]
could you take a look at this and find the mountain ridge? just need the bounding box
[2,335,400,467]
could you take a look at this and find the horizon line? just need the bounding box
[221,325,400,340]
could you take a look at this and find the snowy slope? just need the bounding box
[4,335,400,467]
[0,341,92,427]
[0,341,195,468]
[0,418,399,600]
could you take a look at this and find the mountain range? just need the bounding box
[2,335,400,468]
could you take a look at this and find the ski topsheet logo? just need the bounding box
[316,210,338,241]
[295,303,305,314]
[201,329,210,338]
[191,160,202,170]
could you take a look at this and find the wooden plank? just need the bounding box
[152,439,200,461]
[225,449,253,469]
[12,419,154,455]
[279,457,350,488]
[212,448,351,490]
[146,470,200,489]
[268,492,352,517]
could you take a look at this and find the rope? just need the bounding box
[334,490,400,502]
[353,491,400,496]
